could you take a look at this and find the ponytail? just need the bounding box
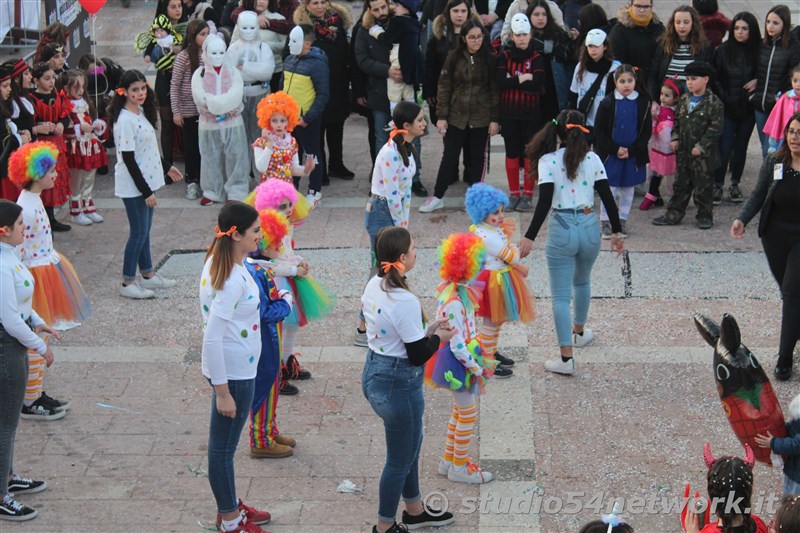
[526,109,589,181]
[205,202,259,291]
[107,69,159,134]
[375,226,412,293]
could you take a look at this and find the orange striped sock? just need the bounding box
[443,406,458,462]
[24,352,45,406]
[452,403,477,467]
[479,321,500,356]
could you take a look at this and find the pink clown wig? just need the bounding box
[254,179,299,212]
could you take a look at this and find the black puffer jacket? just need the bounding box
[712,40,757,120]
[751,36,800,114]
[647,41,713,99]
[609,6,664,84]
[354,12,392,114]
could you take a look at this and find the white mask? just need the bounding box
[238,11,259,42]
[288,26,304,55]
[156,34,175,48]
[204,35,227,67]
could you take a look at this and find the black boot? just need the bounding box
[45,206,71,232]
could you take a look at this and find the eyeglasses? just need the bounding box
[466,34,484,41]
[632,4,652,10]
[787,128,800,138]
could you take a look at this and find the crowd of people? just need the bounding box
[3,0,800,531]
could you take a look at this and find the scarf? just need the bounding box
[628,6,652,27]
[308,7,341,42]
[585,56,612,74]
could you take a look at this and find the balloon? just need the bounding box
[79,0,107,15]
[694,313,788,466]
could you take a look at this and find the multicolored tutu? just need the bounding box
[425,339,495,395]
[474,265,535,325]
[29,253,92,330]
[275,275,335,327]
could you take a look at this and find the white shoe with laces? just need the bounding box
[186,183,199,200]
[140,272,177,289]
[71,213,92,226]
[448,461,493,484]
[86,211,104,223]
[419,196,444,213]
[119,283,155,300]
[544,357,576,376]
[572,328,594,347]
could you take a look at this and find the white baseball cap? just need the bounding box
[511,13,531,35]
[585,28,607,47]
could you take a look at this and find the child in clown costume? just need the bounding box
[191,34,250,205]
[466,183,535,377]
[9,141,91,421]
[252,91,314,185]
[251,178,333,395]
[245,208,298,459]
[425,232,496,484]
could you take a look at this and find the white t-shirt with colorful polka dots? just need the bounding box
[370,140,415,228]
[17,189,57,268]
[113,107,165,198]
[537,148,608,210]
[200,258,261,385]
[361,275,425,358]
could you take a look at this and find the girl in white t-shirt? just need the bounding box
[361,226,456,533]
[200,201,272,533]
[519,109,624,377]
[109,70,184,300]
[569,29,619,132]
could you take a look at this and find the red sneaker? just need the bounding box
[218,515,270,533]
[200,196,215,206]
[216,500,271,529]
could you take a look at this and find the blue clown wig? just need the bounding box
[465,183,508,224]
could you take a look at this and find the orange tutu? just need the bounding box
[475,265,535,325]
[29,253,92,329]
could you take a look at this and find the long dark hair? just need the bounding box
[0,199,23,230]
[526,0,564,40]
[443,20,491,74]
[391,101,421,167]
[155,0,187,23]
[774,112,800,167]
[764,5,792,48]
[59,69,97,119]
[375,226,412,292]
[205,202,259,291]
[0,84,11,119]
[774,496,800,532]
[107,69,159,130]
[185,19,209,74]
[706,457,756,533]
[526,109,590,181]
[31,62,55,93]
[723,12,761,64]
[576,33,613,83]
[442,0,472,46]
[660,5,708,56]
[574,4,608,61]
[9,60,30,102]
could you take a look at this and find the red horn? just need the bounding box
[743,443,755,468]
[703,443,716,468]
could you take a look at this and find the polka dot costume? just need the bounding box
[537,148,607,210]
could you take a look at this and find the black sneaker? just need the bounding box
[286,354,311,380]
[697,218,713,230]
[279,380,299,396]
[712,186,722,205]
[729,184,743,203]
[329,165,355,180]
[775,365,792,381]
[411,182,428,197]
[0,496,37,522]
[652,215,677,226]
[402,504,455,530]
[494,352,515,367]
[373,522,408,533]
[7,476,47,495]
[50,219,71,232]
[40,391,70,412]
[493,365,513,379]
[21,397,66,421]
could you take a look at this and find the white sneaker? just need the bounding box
[572,328,594,347]
[419,196,444,213]
[186,183,199,200]
[544,357,575,376]
[70,213,92,226]
[306,191,322,208]
[119,283,155,299]
[438,458,452,476]
[448,462,493,484]
[140,272,177,289]
[86,211,104,223]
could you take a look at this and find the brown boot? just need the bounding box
[274,433,296,448]
[250,441,293,458]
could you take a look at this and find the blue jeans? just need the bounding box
[361,350,424,523]
[207,378,255,514]
[373,109,422,184]
[365,196,395,267]
[122,196,155,282]
[715,113,756,187]
[755,109,769,158]
[545,210,601,346]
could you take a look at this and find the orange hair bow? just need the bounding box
[116,87,125,96]
[388,128,409,145]
[215,225,237,238]
[380,260,406,274]
[566,123,590,134]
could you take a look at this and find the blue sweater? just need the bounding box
[281,47,330,125]
[771,395,800,483]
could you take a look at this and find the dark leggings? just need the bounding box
[762,220,800,369]
[321,120,346,177]
[159,106,174,167]
[182,116,201,184]
[0,325,27,497]
[432,125,489,199]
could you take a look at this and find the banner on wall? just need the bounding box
[43,0,91,63]
[0,1,41,43]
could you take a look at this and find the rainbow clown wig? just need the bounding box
[8,141,59,189]
[257,91,300,132]
[465,183,509,225]
[258,209,290,252]
[246,178,310,225]
[438,232,486,284]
